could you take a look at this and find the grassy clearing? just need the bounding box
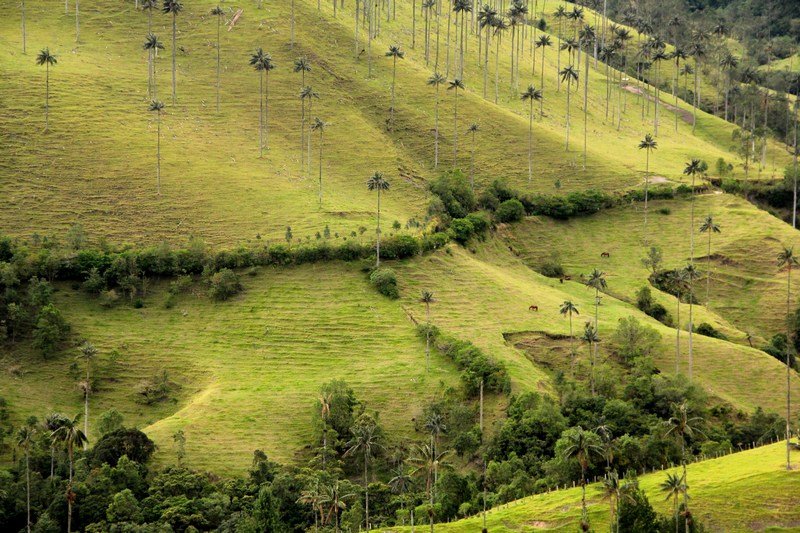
[0,0,789,248]
[3,261,461,475]
[502,193,799,340]
[389,442,800,532]
[394,240,800,417]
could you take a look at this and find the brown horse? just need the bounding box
[528,305,539,312]
[601,252,610,258]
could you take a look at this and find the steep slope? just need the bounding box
[391,442,800,532]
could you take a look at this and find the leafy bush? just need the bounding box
[208,268,243,301]
[33,304,69,358]
[494,199,525,223]
[380,235,420,260]
[369,268,399,299]
[429,171,477,219]
[425,328,511,396]
[449,218,475,244]
[610,316,662,364]
[91,428,156,467]
[696,322,727,340]
[539,253,565,278]
[465,212,490,234]
[635,286,673,326]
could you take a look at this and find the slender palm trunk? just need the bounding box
[569,313,575,374]
[216,15,221,113]
[787,263,793,471]
[793,95,798,229]
[434,84,440,168]
[44,63,50,131]
[580,466,588,526]
[318,130,324,208]
[565,78,572,150]
[470,130,476,190]
[692,61,699,134]
[706,229,712,304]
[540,48,546,115]
[291,0,295,49]
[67,444,74,533]
[83,365,89,450]
[412,0,417,49]
[171,12,177,105]
[452,86,459,169]
[528,99,533,182]
[156,109,162,195]
[75,0,79,43]
[364,454,370,530]
[479,378,484,432]
[688,288,694,382]
[259,72,264,157]
[592,290,598,396]
[355,0,360,56]
[390,56,397,129]
[675,294,681,374]
[682,439,689,532]
[425,303,431,371]
[690,175,696,260]
[445,1,452,77]
[644,150,650,241]
[583,46,589,169]
[25,449,30,533]
[21,0,26,54]
[494,29,500,104]
[376,189,382,267]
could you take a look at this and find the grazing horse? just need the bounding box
[528,305,539,312]
[600,252,611,258]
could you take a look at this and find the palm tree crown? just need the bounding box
[36,48,57,66]
[367,172,390,192]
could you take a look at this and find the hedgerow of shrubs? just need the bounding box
[420,326,511,396]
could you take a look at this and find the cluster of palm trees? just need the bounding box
[17,413,88,533]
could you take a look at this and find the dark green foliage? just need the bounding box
[650,270,698,304]
[761,334,796,367]
[539,257,565,278]
[90,428,156,467]
[429,171,478,219]
[369,267,399,299]
[613,483,659,532]
[695,323,727,340]
[33,303,69,358]
[494,199,525,223]
[610,317,662,365]
[207,268,243,301]
[449,218,475,244]
[636,286,673,326]
[379,235,420,260]
[430,331,511,396]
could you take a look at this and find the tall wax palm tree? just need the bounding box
[683,263,700,381]
[367,172,390,267]
[142,0,158,32]
[582,321,600,395]
[683,158,704,261]
[298,477,324,530]
[162,0,183,105]
[294,58,313,171]
[777,247,798,471]
[699,215,720,305]
[386,45,405,130]
[671,47,688,132]
[143,33,164,100]
[560,300,579,372]
[423,0,435,65]
[311,118,328,208]
[149,100,165,195]
[18,423,36,533]
[478,4,497,99]
[660,471,687,533]
[427,72,446,168]
[52,414,88,533]
[601,471,622,533]
[448,78,465,169]
[689,36,707,135]
[560,427,603,531]
[21,0,26,54]
[301,86,320,173]
[665,401,704,532]
[317,392,332,469]
[599,44,616,121]
[535,35,552,113]
[453,0,472,80]
[44,413,69,479]
[720,52,739,122]
[467,123,479,191]
[492,16,508,104]
[290,0,295,49]
[673,268,689,375]
[579,24,595,169]
[36,48,57,131]
[410,442,450,533]
[344,416,383,531]
[78,342,96,449]
[553,5,567,89]
[388,465,415,526]
[521,85,543,183]
[638,134,658,241]
[560,66,578,150]
[211,6,225,113]
[421,290,435,372]
[586,268,606,393]
[250,49,266,157]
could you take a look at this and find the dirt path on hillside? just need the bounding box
[623,85,694,124]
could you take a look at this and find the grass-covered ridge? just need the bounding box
[392,442,800,532]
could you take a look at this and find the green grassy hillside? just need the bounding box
[0,0,791,249]
[390,442,800,532]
